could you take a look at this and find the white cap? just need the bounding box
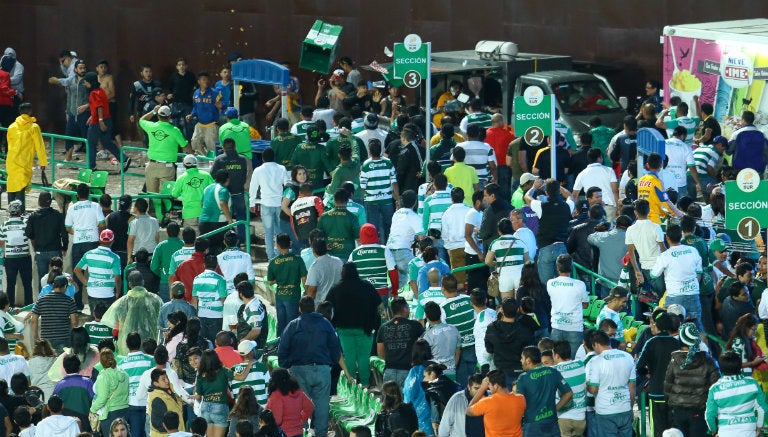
[157,105,171,117]
[183,154,197,166]
[238,340,258,355]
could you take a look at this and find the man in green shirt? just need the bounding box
[511,173,536,209]
[191,255,228,340]
[219,107,253,183]
[324,117,367,170]
[199,170,233,254]
[440,273,477,385]
[444,146,480,207]
[139,105,189,219]
[291,125,333,194]
[588,117,616,167]
[172,155,214,229]
[318,189,360,261]
[267,233,307,336]
[270,118,302,170]
[324,144,361,204]
[151,221,184,301]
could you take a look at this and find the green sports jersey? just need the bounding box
[422,189,452,231]
[415,287,446,320]
[76,246,121,299]
[219,119,253,158]
[0,312,19,352]
[192,270,227,318]
[349,244,395,291]
[291,142,331,192]
[554,360,587,419]
[200,183,230,223]
[555,121,577,150]
[408,257,425,283]
[441,295,475,347]
[84,321,112,347]
[229,360,270,404]
[465,112,492,129]
[267,253,307,301]
[665,116,700,147]
[168,246,195,276]
[325,134,367,169]
[318,207,360,260]
[488,235,525,269]
[271,132,302,169]
[360,158,396,205]
[119,352,155,403]
[150,237,184,280]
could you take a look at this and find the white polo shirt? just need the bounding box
[573,163,618,206]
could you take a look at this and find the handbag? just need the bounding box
[88,411,101,433]
[487,239,516,298]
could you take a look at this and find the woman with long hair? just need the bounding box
[727,313,765,375]
[164,311,188,362]
[90,349,130,437]
[325,262,381,388]
[109,417,131,437]
[174,317,213,387]
[49,327,100,382]
[375,381,418,437]
[228,385,261,437]
[265,368,314,437]
[403,339,434,435]
[421,363,460,436]
[515,261,551,340]
[194,350,231,437]
[29,339,57,400]
[280,164,308,251]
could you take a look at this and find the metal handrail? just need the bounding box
[0,126,89,181]
[198,219,252,252]
[118,145,216,195]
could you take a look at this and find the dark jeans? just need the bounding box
[291,365,331,437]
[100,407,129,437]
[456,346,477,389]
[276,299,300,337]
[230,193,247,245]
[35,250,61,289]
[365,202,395,243]
[7,190,25,211]
[537,242,567,285]
[669,407,708,437]
[200,316,223,342]
[700,292,715,335]
[649,397,669,437]
[279,219,302,255]
[497,165,512,201]
[65,111,88,151]
[86,119,121,170]
[49,337,70,354]
[5,256,33,306]
[523,420,560,437]
[171,102,194,140]
[71,242,98,310]
[465,253,490,292]
[88,296,115,314]
[113,250,128,272]
[127,405,148,437]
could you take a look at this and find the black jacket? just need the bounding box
[25,207,68,252]
[485,318,535,375]
[636,335,681,396]
[422,375,460,422]
[478,199,512,246]
[396,141,426,194]
[326,279,381,334]
[375,402,419,437]
[664,350,720,410]
[567,219,601,270]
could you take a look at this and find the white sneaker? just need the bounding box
[96,150,109,159]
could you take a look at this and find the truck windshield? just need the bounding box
[552,81,620,114]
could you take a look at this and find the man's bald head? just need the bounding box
[427,268,440,286]
[491,113,504,127]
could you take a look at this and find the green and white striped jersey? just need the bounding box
[0,311,21,353]
[422,190,453,232]
[360,158,396,204]
[76,246,121,298]
[192,270,227,318]
[0,217,29,259]
[440,295,475,348]
[84,321,112,347]
[554,359,587,420]
[119,352,155,405]
[705,374,768,435]
[349,244,395,291]
[693,144,721,176]
[230,360,270,405]
[415,287,446,320]
[168,246,195,276]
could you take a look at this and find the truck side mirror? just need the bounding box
[619,96,628,110]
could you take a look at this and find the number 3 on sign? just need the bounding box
[404,70,422,88]
[737,216,760,240]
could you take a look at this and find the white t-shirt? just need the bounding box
[387,208,425,250]
[587,348,636,415]
[441,203,471,250]
[547,276,589,332]
[65,201,105,244]
[135,364,190,406]
[624,219,664,270]
[0,354,30,384]
[513,227,538,259]
[573,163,618,206]
[664,138,694,189]
[474,308,497,366]
[464,208,483,255]
[217,249,255,293]
[222,292,244,331]
[651,245,702,297]
[454,140,497,182]
[530,198,575,218]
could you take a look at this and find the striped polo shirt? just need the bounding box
[168,246,195,276]
[119,351,156,406]
[230,360,270,404]
[422,189,453,232]
[360,158,396,205]
[554,359,587,420]
[693,144,721,176]
[455,140,496,183]
[192,270,227,318]
[76,246,121,298]
[441,295,476,348]
[84,321,112,347]
[0,217,29,258]
[348,244,396,293]
[464,112,492,129]
[664,116,700,147]
[706,374,768,435]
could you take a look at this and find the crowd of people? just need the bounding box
[1,45,768,437]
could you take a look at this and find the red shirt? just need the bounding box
[214,346,243,368]
[484,126,515,166]
[88,88,111,124]
[172,252,206,302]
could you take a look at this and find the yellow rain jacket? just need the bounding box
[6,113,47,192]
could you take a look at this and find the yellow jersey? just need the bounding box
[637,172,669,224]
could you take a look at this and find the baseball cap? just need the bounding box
[118,194,132,211]
[604,287,628,303]
[712,135,728,146]
[157,105,171,117]
[171,281,186,298]
[666,303,686,320]
[237,340,258,355]
[519,173,537,186]
[53,275,69,288]
[99,229,114,243]
[7,200,23,215]
[364,113,379,129]
[183,154,198,167]
[225,107,238,118]
[331,69,345,80]
[710,238,727,253]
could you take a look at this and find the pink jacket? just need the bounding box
[265,389,314,437]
